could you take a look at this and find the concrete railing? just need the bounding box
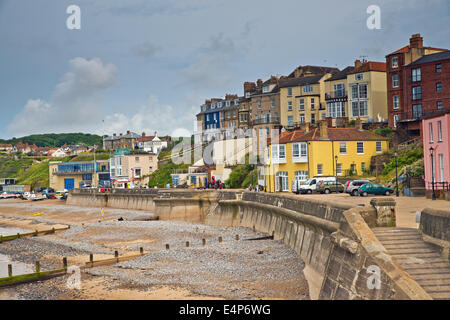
[67,189,429,300]
[420,208,450,260]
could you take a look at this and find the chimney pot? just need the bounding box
[355,59,362,68]
[142,132,145,137]
[410,33,423,49]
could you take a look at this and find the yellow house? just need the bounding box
[265,121,389,192]
[279,74,332,128]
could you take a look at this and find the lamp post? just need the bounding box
[430,146,436,200]
[394,151,399,197]
[335,155,338,193]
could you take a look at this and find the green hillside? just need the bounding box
[0,133,103,147]
[0,158,34,178]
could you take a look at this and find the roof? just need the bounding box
[269,128,387,145]
[138,136,156,142]
[325,66,355,81]
[407,50,450,66]
[348,62,386,74]
[386,45,447,57]
[288,65,340,78]
[278,75,324,88]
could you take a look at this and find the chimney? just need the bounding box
[303,122,310,133]
[142,132,146,137]
[354,59,362,68]
[319,120,329,139]
[410,34,423,49]
[113,133,116,136]
[127,130,130,134]
[120,133,123,136]
[244,82,256,94]
[257,79,263,86]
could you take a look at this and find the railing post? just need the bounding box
[35,261,40,274]
[8,264,12,278]
[63,257,68,271]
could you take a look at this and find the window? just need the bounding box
[276,172,289,192]
[357,142,364,154]
[317,164,323,175]
[293,143,307,159]
[392,57,399,68]
[288,116,294,127]
[311,114,315,124]
[257,100,261,109]
[340,142,347,154]
[376,141,382,153]
[321,113,326,120]
[437,101,443,110]
[234,99,239,105]
[293,143,299,157]
[334,83,345,97]
[295,171,308,181]
[429,123,433,143]
[412,86,422,100]
[242,103,246,110]
[412,68,421,82]
[271,97,275,107]
[336,164,342,175]
[134,168,142,178]
[361,162,366,173]
[351,85,358,99]
[392,74,399,88]
[358,84,368,99]
[300,143,307,157]
[245,92,251,98]
[226,101,231,107]
[311,98,315,109]
[393,115,399,128]
[300,114,305,123]
[304,85,313,93]
[263,86,269,93]
[436,64,442,73]
[279,145,286,159]
[436,82,443,92]
[439,154,444,182]
[135,157,140,162]
[288,101,292,111]
[287,88,292,97]
[299,99,305,111]
[271,145,278,159]
[355,73,363,81]
[393,95,400,109]
[438,121,442,142]
[413,104,422,118]
[352,101,368,117]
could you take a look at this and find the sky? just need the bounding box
[1,0,450,139]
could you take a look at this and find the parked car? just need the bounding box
[316,181,345,194]
[297,176,337,194]
[359,183,393,197]
[345,179,371,196]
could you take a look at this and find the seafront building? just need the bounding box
[49,160,111,190]
[109,151,158,188]
[265,121,388,192]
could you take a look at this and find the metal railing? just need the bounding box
[325,91,347,99]
[252,117,280,125]
[398,108,450,121]
[428,181,449,191]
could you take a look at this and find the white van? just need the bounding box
[297,176,337,194]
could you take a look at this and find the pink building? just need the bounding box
[422,110,450,190]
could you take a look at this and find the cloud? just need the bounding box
[7,57,117,136]
[132,41,161,57]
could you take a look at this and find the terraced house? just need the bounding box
[265,121,388,192]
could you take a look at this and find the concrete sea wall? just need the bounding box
[67,189,429,300]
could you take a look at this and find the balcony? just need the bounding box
[398,108,450,122]
[252,117,280,125]
[325,91,347,100]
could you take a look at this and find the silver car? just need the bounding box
[345,179,371,196]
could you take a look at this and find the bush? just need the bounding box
[225,164,254,189]
[382,147,423,175]
[375,127,395,137]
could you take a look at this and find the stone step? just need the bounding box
[382,243,432,250]
[416,278,450,286]
[388,248,440,255]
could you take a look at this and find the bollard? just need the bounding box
[0,235,3,243]
[35,261,40,274]
[235,234,239,241]
[52,227,55,234]
[186,241,190,248]
[165,244,170,250]
[253,225,256,232]
[8,264,12,278]
[218,236,223,243]
[90,254,94,263]
[140,247,144,255]
[17,233,20,239]
[63,257,68,270]
[34,230,38,237]
[202,239,206,246]
[114,251,119,258]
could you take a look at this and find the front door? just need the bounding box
[64,178,75,190]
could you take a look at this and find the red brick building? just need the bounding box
[386,34,447,138]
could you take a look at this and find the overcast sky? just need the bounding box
[1,0,449,139]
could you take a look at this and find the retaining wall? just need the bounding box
[420,208,450,260]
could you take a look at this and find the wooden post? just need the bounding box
[202,239,206,246]
[90,254,94,263]
[17,233,20,239]
[140,247,144,255]
[218,236,223,243]
[63,257,68,270]
[35,261,40,274]
[165,244,170,250]
[52,227,55,234]
[186,241,190,248]
[0,235,3,243]
[8,264,12,278]
[114,251,119,258]
[235,234,239,241]
[34,230,38,237]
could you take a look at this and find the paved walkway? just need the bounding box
[373,227,450,300]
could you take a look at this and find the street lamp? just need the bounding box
[394,151,399,197]
[335,155,338,193]
[429,146,436,200]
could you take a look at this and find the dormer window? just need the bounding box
[392,57,399,68]
[355,73,363,81]
[263,86,269,93]
[211,103,215,109]
[234,99,239,105]
[226,101,231,107]
[245,92,251,98]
